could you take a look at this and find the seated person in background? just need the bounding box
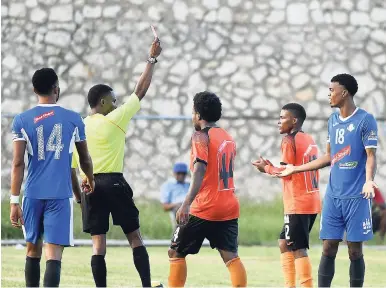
[160,162,190,230]
[373,187,386,242]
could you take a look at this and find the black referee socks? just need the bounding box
[133,246,151,287]
[25,256,41,287]
[43,259,61,287]
[91,255,107,287]
[350,255,365,287]
[318,254,335,287]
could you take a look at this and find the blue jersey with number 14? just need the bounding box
[12,104,86,199]
[326,108,378,199]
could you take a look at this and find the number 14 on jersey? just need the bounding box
[218,141,236,191]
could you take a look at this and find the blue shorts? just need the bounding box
[320,193,373,242]
[22,197,74,246]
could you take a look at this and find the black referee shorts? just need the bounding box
[81,173,140,235]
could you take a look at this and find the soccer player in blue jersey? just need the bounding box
[279,74,378,287]
[10,68,94,287]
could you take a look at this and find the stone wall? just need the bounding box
[2,0,386,200]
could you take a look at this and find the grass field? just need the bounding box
[2,199,385,246]
[2,198,310,245]
[2,245,386,287]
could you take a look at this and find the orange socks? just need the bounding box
[226,257,247,287]
[280,252,296,287]
[168,258,187,288]
[295,256,313,287]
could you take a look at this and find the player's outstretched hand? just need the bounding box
[251,156,272,173]
[361,180,378,199]
[10,204,24,228]
[149,38,162,58]
[277,164,295,177]
[251,158,265,173]
[176,204,189,225]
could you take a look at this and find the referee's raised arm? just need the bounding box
[73,34,163,288]
[134,38,162,101]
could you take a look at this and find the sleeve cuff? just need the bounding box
[129,92,141,108]
[13,138,26,142]
[193,158,208,166]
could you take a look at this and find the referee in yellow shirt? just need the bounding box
[72,38,162,287]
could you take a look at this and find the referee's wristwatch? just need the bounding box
[147,57,158,64]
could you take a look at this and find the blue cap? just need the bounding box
[173,162,188,173]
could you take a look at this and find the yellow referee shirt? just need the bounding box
[72,93,140,177]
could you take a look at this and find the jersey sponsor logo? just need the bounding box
[331,145,351,167]
[368,130,377,141]
[347,123,355,132]
[338,161,358,169]
[34,111,55,123]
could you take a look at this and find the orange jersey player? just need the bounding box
[167,91,247,288]
[252,103,321,288]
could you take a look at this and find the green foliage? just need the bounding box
[1,199,381,245]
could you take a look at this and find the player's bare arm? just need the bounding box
[134,39,162,101]
[252,156,288,179]
[71,168,82,203]
[255,135,296,179]
[361,148,378,199]
[75,141,95,192]
[176,162,207,225]
[10,141,26,228]
[279,143,331,177]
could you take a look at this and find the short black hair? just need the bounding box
[331,73,358,96]
[32,68,58,95]
[193,91,222,122]
[282,103,307,125]
[88,84,113,108]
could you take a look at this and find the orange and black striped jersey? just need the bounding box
[189,127,239,221]
[265,131,321,214]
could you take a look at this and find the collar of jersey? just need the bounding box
[36,104,59,107]
[338,107,359,122]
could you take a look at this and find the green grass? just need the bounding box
[2,246,386,287]
[2,199,384,245]
[1,198,314,245]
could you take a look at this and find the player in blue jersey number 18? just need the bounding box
[10,68,94,287]
[278,74,378,287]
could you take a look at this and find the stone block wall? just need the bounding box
[2,0,385,200]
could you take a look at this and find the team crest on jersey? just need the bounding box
[368,130,377,141]
[347,124,355,132]
[34,111,55,123]
[363,218,371,234]
[331,145,351,167]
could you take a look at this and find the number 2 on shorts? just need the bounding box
[285,224,290,240]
